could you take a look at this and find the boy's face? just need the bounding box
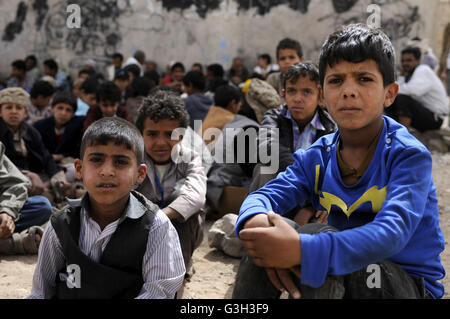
[142,118,183,164]
[0,103,28,131]
[401,53,420,75]
[257,57,268,68]
[321,59,398,133]
[99,100,119,117]
[114,79,129,92]
[282,76,321,127]
[112,57,122,69]
[74,141,146,210]
[81,92,97,108]
[11,67,24,78]
[172,67,185,82]
[52,102,75,127]
[277,49,303,74]
[33,95,52,109]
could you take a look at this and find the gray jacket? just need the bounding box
[0,141,30,221]
[136,143,207,221]
[207,114,259,209]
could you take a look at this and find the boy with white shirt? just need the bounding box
[27,117,185,299]
[135,89,206,280]
[386,46,449,132]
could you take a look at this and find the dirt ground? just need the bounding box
[1,152,449,299]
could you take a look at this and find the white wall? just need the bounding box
[0,0,440,80]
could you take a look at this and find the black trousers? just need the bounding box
[232,220,429,299]
[385,94,443,132]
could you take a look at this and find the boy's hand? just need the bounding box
[52,154,64,163]
[293,206,315,226]
[0,213,15,238]
[266,267,302,299]
[22,170,45,196]
[315,210,328,224]
[243,213,272,229]
[240,212,301,269]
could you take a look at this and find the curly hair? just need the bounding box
[135,88,190,132]
[281,62,320,90]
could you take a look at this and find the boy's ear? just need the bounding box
[136,164,147,185]
[317,85,324,107]
[74,159,83,180]
[281,89,286,99]
[383,82,399,108]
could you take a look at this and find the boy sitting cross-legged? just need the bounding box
[135,89,206,289]
[27,117,185,299]
[233,24,446,299]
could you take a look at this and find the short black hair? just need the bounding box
[123,64,141,78]
[135,89,189,132]
[182,70,206,91]
[282,62,320,90]
[43,59,58,72]
[78,69,93,77]
[51,91,78,113]
[171,62,185,73]
[114,69,130,81]
[214,84,241,108]
[80,117,145,164]
[258,54,271,65]
[401,46,421,61]
[191,63,203,72]
[30,80,55,99]
[318,23,396,87]
[127,76,152,98]
[80,78,99,95]
[206,63,224,78]
[12,60,26,71]
[25,55,37,66]
[96,81,121,103]
[112,52,123,61]
[276,38,303,60]
[143,70,160,88]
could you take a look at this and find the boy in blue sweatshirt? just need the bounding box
[233,24,446,299]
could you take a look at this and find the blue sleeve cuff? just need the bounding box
[300,232,330,288]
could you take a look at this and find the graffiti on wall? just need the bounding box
[0,0,427,76]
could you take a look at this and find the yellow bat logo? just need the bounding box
[314,165,387,218]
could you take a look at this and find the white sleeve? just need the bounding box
[25,222,65,299]
[398,66,433,97]
[136,212,185,299]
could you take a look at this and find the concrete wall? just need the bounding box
[0,0,443,80]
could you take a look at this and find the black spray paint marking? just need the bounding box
[2,1,28,42]
[33,0,49,30]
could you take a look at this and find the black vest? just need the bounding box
[51,191,158,299]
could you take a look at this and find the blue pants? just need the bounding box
[14,196,52,233]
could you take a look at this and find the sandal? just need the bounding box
[0,226,43,255]
[21,226,44,254]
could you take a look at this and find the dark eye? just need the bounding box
[360,77,373,82]
[89,157,102,163]
[115,159,129,166]
[328,78,342,84]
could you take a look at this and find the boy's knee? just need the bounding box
[27,195,52,218]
